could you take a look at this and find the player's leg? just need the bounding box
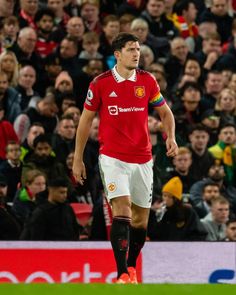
[127,160,153,283]
[110,196,132,283]
[127,205,149,283]
[99,155,132,283]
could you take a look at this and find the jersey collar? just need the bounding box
[112,66,137,83]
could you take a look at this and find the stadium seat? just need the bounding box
[70,203,93,227]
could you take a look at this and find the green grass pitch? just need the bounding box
[0,284,235,295]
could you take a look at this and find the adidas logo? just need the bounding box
[109,91,118,97]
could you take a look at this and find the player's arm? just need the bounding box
[72,108,96,185]
[154,103,178,157]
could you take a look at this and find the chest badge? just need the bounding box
[134,86,145,98]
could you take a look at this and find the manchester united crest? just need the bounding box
[107,182,116,192]
[134,86,145,98]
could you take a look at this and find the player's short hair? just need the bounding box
[111,32,139,52]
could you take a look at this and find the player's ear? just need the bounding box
[114,50,120,60]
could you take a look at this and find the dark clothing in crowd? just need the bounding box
[51,134,75,164]
[0,161,22,202]
[0,204,21,240]
[20,200,80,240]
[148,204,207,241]
[198,8,233,43]
[189,147,215,183]
[22,154,67,184]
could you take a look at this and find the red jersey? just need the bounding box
[84,67,166,164]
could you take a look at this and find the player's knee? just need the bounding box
[111,196,132,217]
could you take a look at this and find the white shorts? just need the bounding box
[99,154,153,208]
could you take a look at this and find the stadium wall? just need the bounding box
[0,242,235,284]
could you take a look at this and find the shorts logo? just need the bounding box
[107,182,116,192]
[134,86,145,98]
[108,105,118,115]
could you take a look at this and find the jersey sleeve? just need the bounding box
[148,74,166,108]
[84,79,101,112]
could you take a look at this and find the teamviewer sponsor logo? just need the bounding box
[108,105,145,115]
[108,105,118,115]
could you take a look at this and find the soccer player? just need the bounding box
[72,32,178,283]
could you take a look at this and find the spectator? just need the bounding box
[174,0,198,51]
[9,27,46,95]
[0,16,19,52]
[54,36,90,101]
[139,45,155,70]
[15,65,40,111]
[21,133,68,184]
[117,0,146,17]
[201,70,224,110]
[190,162,236,214]
[208,122,236,186]
[182,57,204,88]
[147,62,168,96]
[229,72,236,92]
[0,141,22,203]
[201,196,230,241]
[80,0,102,34]
[12,169,46,225]
[140,0,178,39]
[119,14,135,33]
[20,177,80,240]
[55,71,73,95]
[188,124,215,182]
[82,58,104,82]
[215,88,236,126]
[194,32,224,72]
[224,218,236,241]
[172,81,202,144]
[195,19,218,52]
[0,106,19,162]
[165,37,191,88]
[58,92,76,116]
[131,18,170,61]
[44,54,62,88]
[0,173,21,240]
[200,109,220,146]
[18,0,38,29]
[99,15,120,69]
[0,0,15,22]
[166,147,195,196]
[14,91,58,142]
[47,0,70,30]
[0,71,21,123]
[66,16,85,53]
[63,105,81,128]
[52,115,76,164]
[192,182,221,218]
[221,69,233,88]
[20,122,45,162]
[10,27,38,66]
[79,31,103,66]
[148,176,206,241]
[198,0,233,43]
[0,51,19,87]
[34,8,58,58]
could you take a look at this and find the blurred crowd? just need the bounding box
[0,0,236,242]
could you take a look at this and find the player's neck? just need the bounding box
[115,64,135,80]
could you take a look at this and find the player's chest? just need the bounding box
[100,81,149,107]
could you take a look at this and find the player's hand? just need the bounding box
[72,160,87,185]
[166,138,178,157]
